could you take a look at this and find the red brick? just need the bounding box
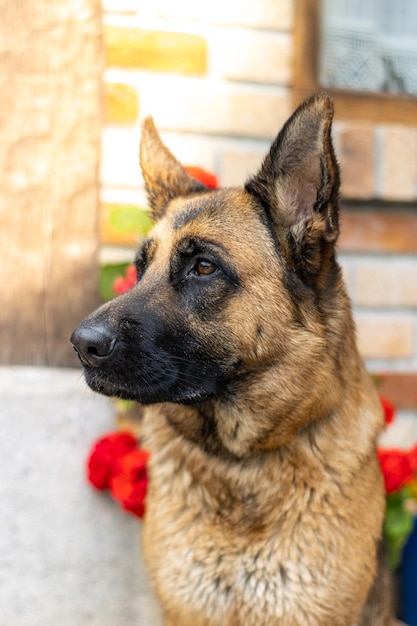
[337,125,375,199]
[339,210,417,253]
[380,126,417,201]
[377,373,417,410]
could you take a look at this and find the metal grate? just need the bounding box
[320,0,417,95]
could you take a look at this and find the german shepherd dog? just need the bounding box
[71,94,391,625]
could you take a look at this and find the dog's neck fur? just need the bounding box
[154,319,382,464]
[153,260,382,462]
[142,353,383,523]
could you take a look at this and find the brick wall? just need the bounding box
[339,207,417,410]
[331,114,417,411]
[334,119,417,408]
[101,0,293,195]
[100,0,417,413]
[334,123,417,201]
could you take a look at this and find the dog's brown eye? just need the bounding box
[196,260,217,276]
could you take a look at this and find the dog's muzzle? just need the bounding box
[70,322,117,368]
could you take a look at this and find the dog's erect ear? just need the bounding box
[246,93,340,250]
[140,117,207,219]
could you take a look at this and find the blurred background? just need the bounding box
[0,0,416,624]
[2,0,417,405]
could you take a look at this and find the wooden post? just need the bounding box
[0,0,103,366]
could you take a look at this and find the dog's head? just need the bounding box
[72,93,348,453]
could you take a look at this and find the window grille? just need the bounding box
[320,0,417,95]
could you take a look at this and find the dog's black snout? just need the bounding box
[70,322,117,367]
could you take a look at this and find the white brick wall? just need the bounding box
[101,2,294,194]
[103,0,294,31]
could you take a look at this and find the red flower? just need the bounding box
[185,166,219,189]
[381,396,396,425]
[87,432,137,490]
[113,265,137,295]
[110,448,150,518]
[378,445,417,493]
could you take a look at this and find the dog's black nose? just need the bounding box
[70,323,117,367]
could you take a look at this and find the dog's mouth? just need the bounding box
[82,364,216,406]
[71,316,227,407]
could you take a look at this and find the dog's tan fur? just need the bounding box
[140,96,389,625]
[73,94,391,624]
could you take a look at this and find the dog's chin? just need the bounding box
[170,388,215,406]
[83,368,215,406]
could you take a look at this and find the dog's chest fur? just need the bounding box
[142,406,384,626]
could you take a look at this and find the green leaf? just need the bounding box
[113,398,134,413]
[384,491,414,569]
[109,205,153,236]
[99,263,130,301]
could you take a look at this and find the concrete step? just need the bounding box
[0,366,162,626]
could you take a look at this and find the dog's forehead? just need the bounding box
[161,188,262,237]
[146,187,278,275]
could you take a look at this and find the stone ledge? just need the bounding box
[0,366,162,626]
